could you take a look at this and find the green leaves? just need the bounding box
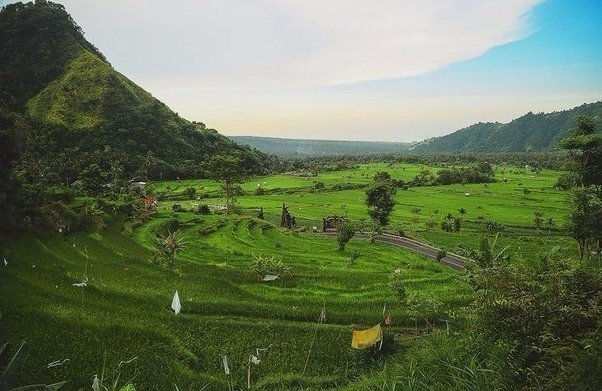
[365,172,397,226]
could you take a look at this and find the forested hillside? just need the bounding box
[412,101,602,152]
[0,1,271,181]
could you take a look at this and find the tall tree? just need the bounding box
[559,115,602,259]
[558,115,602,189]
[206,154,247,213]
[365,171,397,226]
[566,187,602,259]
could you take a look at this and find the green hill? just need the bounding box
[412,101,602,153]
[0,1,269,180]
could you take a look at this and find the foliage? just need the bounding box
[412,101,602,153]
[150,229,186,269]
[192,203,211,215]
[389,269,406,302]
[336,221,356,251]
[0,1,275,192]
[205,154,249,213]
[229,136,413,157]
[565,186,602,260]
[436,249,447,261]
[533,209,544,231]
[91,354,138,391]
[558,116,602,259]
[484,220,505,234]
[558,115,602,188]
[468,260,602,390]
[184,186,196,199]
[440,214,460,232]
[249,255,291,280]
[412,169,436,186]
[0,341,66,390]
[365,172,397,226]
[436,163,495,185]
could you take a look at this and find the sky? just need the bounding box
[3,0,602,141]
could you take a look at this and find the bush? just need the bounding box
[184,187,196,199]
[249,255,291,280]
[336,221,356,251]
[192,204,211,215]
[436,249,447,261]
[484,220,505,234]
[150,229,186,270]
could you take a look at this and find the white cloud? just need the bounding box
[59,0,542,89]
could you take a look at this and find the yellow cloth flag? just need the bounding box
[351,324,382,349]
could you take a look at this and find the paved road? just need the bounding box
[371,233,466,270]
[321,231,467,270]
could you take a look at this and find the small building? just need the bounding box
[322,216,346,232]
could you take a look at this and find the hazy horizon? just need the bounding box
[2,0,601,142]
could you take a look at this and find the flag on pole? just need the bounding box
[351,324,383,349]
[171,290,181,314]
[222,355,230,375]
[92,374,100,391]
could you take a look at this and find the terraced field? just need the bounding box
[0,163,575,389]
[0,209,469,389]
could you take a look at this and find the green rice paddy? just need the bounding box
[0,163,573,389]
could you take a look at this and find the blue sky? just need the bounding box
[2,0,601,141]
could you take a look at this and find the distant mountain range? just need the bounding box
[232,101,602,156]
[410,101,602,153]
[2,2,600,166]
[229,136,412,156]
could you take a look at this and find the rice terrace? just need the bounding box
[0,1,601,391]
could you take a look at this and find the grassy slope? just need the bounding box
[0,208,467,389]
[160,163,573,262]
[26,50,108,129]
[0,163,574,389]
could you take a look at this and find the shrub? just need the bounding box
[192,204,211,215]
[440,219,453,232]
[150,229,186,270]
[436,249,447,261]
[484,220,505,234]
[336,221,356,251]
[249,255,291,280]
[184,186,196,199]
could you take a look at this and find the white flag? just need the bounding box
[171,290,181,315]
[222,355,230,375]
[92,374,100,391]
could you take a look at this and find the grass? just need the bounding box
[0,212,467,389]
[0,163,576,389]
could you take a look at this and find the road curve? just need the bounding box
[372,233,466,270]
[320,231,468,270]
